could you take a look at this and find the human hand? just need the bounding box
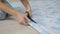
[26,9,32,17]
[17,13,30,26]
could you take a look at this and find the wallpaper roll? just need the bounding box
[28,0,60,34]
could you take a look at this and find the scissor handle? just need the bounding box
[25,11,36,23]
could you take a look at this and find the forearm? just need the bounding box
[0,0,1,1]
[0,2,21,17]
[21,0,31,11]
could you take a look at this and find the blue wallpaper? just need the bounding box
[29,0,60,34]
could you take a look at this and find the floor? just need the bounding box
[0,16,39,34]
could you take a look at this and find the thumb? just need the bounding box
[25,15,30,21]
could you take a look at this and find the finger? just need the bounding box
[25,20,30,26]
[20,20,29,26]
[25,15,30,21]
[23,21,29,26]
[27,11,32,17]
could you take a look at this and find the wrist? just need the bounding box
[26,7,31,11]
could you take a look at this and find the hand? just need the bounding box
[17,13,29,26]
[26,9,32,17]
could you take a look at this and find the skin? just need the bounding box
[0,0,32,26]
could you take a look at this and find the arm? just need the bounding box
[0,2,29,26]
[0,0,1,1]
[0,2,20,17]
[21,0,32,16]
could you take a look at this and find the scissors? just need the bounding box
[25,11,37,23]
